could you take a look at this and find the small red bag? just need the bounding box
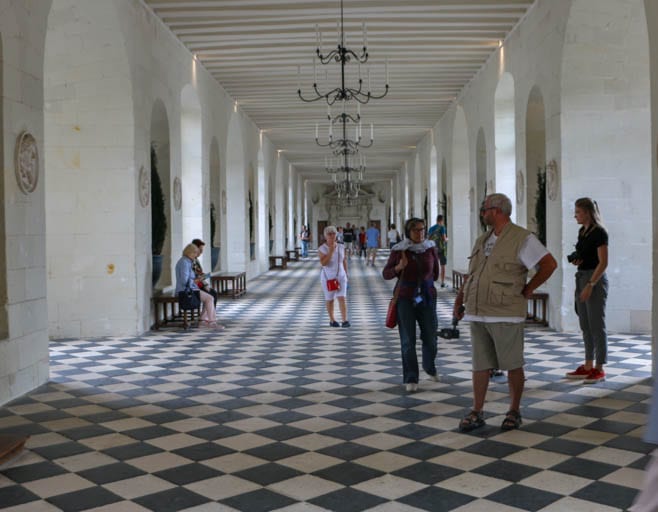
[386,298,398,328]
[326,278,340,291]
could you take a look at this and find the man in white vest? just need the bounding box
[452,193,557,432]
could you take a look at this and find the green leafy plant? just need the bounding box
[210,202,216,247]
[533,166,547,245]
[439,192,448,235]
[151,146,167,255]
[423,191,428,224]
[479,182,489,233]
[248,191,254,242]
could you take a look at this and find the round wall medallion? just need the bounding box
[173,177,182,211]
[138,166,150,207]
[14,131,39,194]
[516,170,525,204]
[546,159,558,201]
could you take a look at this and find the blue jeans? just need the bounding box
[301,240,309,257]
[396,296,438,383]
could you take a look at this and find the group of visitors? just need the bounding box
[172,196,658,506]
[377,193,610,437]
[306,222,383,265]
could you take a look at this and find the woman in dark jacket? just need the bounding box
[383,217,440,392]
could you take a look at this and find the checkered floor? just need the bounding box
[0,251,654,511]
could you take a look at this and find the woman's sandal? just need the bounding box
[459,410,485,432]
[501,410,522,431]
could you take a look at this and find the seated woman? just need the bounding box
[175,243,223,330]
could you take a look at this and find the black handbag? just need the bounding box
[178,286,201,310]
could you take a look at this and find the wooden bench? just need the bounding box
[0,434,29,466]
[526,291,549,326]
[152,289,200,330]
[285,249,299,262]
[452,269,468,290]
[211,271,247,298]
[447,272,549,326]
[269,255,287,269]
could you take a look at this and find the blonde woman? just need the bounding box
[175,243,223,330]
[566,198,608,383]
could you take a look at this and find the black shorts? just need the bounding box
[438,252,447,265]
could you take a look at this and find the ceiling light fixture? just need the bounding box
[297,0,389,105]
[315,102,373,153]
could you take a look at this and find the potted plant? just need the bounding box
[151,145,167,287]
[534,165,547,245]
[210,202,220,270]
[248,192,255,260]
[268,209,274,253]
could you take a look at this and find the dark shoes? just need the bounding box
[459,409,522,433]
[341,321,351,328]
[501,410,522,431]
[329,321,340,327]
[459,410,485,432]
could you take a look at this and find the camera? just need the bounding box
[567,251,581,263]
[438,305,465,339]
[438,324,460,339]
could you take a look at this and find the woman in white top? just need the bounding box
[318,225,350,327]
[387,223,401,249]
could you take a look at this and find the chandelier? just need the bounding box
[297,0,389,105]
[325,152,365,179]
[334,174,360,200]
[327,149,365,199]
[315,103,373,153]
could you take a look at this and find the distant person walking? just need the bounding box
[387,224,401,249]
[428,215,448,287]
[358,226,367,259]
[366,222,380,267]
[343,222,355,259]
[299,225,311,258]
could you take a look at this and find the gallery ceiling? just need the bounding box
[144,0,534,184]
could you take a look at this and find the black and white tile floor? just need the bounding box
[0,252,654,511]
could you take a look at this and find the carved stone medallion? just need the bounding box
[14,131,39,194]
[516,170,525,204]
[138,166,150,207]
[173,177,182,211]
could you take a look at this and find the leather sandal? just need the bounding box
[459,410,485,432]
[501,410,522,431]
